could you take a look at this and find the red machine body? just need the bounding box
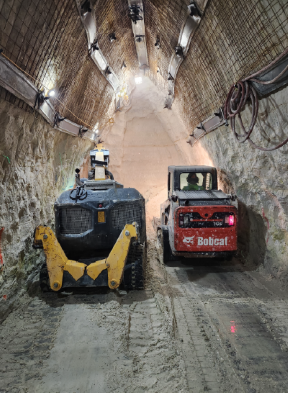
[160,165,238,260]
[174,205,237,252]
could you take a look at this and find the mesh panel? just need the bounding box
[144,0,188,95]
[59,207,92,234]
[95,0,138,86]
[175,0,288,129]
[1,0,287,131]
[111,203,142,230]
[0,0,115,128]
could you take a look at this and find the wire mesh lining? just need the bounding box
[0,0,115,129]
[144,0,188,95]
[1,0,288,133]
[95,0,138,85]
[175,0,288,131]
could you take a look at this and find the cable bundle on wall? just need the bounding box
[224,47,288,151]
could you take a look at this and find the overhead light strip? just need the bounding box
[0,56,97,141]
[165,1,205,109]
[128,0,149,71]
[76,0,120,92]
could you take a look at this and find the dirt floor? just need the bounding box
[1,223,288,393]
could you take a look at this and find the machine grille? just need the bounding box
[59,207,92,234]
[111,203,142,230]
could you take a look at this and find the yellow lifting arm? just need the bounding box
[34,223,138,291]
[86,223,138,289]
[34,226,86,291]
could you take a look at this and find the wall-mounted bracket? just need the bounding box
[128,0,149,70]
[76,0,120,92]
[166,0,206,107]
[0,55,97,141]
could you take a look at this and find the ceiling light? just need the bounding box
[135,77,142,84]
[155,38,160,49]
[48,89,56,97]
[135,35,144,43]
[105,66,112,75]
[187,1,201,17]
[109,33,116,42]
[175,46,183,58]
[81,0,92,17]
[128,5,143,24]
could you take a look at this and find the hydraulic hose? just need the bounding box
[224,47,288,151]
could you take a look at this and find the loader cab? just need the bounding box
[168,166,218,195]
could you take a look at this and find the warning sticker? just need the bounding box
[98,211,105,223]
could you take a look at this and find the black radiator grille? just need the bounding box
[59,207,92,234]
[111,203,142,230]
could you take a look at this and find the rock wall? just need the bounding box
[199,85,288,284]
[0,98,93,316]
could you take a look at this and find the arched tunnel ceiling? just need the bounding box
[0,0,287,132]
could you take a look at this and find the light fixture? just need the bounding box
[47,89,56,97]
[81,0,92,17]
[135,76,142,84]
[155,38,160,49]
[53,112,66,128]
[196,123,206,132]
[109,33,116,42]
[187,1,201,17]
[105,66,112,75]
[175,46,183,58]
[135,35,144,43]
[79,125,88,138]
[90,39,99,53]
[128,5,143,24]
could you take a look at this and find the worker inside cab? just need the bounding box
[181,172,211,191]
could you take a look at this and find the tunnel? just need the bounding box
[1,0,288,391]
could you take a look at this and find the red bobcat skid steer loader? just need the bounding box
[159,166,238,262]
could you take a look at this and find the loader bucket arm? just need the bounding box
[33,223,138,291]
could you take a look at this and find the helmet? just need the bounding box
[187,173,198,184]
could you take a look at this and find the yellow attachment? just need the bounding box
[34,223,138,291]
[86,223,138,289]
[34,226,87,291]
[64,260,87,281]
[86,259,107,281]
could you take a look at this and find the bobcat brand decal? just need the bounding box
[183,236,195,245]
[198,237,228,246]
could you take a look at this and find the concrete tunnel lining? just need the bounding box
[1,0,288,392]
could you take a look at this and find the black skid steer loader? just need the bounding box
[33,144,146,291]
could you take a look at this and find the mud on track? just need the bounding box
[1,232,288,393]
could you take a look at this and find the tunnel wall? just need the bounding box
[198,84,288,283]
[0,95,93,315]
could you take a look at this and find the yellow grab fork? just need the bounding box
[34,223,138,291]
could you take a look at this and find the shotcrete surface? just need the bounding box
[0,99,93,317]
[199,84,288,283]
